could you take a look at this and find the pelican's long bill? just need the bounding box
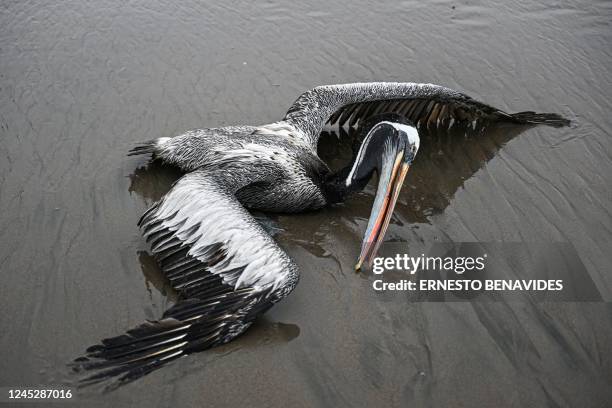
[355,151,410,271]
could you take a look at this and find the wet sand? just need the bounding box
[1,0,611,406]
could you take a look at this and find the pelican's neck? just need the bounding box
[322,120,418,204]
[322,165,369,204]
[321,136,382,204]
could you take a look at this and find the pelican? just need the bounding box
[74,82,568,388]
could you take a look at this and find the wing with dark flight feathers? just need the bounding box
[283,82,570,148]
[73,170,298,390]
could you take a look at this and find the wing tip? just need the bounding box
[509,111,572,128]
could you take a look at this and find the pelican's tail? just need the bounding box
[507,111,571,128]
[127,137,172,157]
[127,140,158,156]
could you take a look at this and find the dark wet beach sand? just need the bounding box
[1,0,611,406]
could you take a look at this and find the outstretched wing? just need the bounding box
[73,170,298,390]
[283,82,569,148]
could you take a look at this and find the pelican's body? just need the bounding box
[75,83,568,389]
[147,123,331,212]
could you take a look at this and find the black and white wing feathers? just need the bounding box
[73,170,298,389]
[283,82,570,148]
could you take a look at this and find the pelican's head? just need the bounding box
[346,117,420,270]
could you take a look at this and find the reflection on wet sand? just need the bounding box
[128,162,183,204]
[319,122,531,223]
[137,251,178,302]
